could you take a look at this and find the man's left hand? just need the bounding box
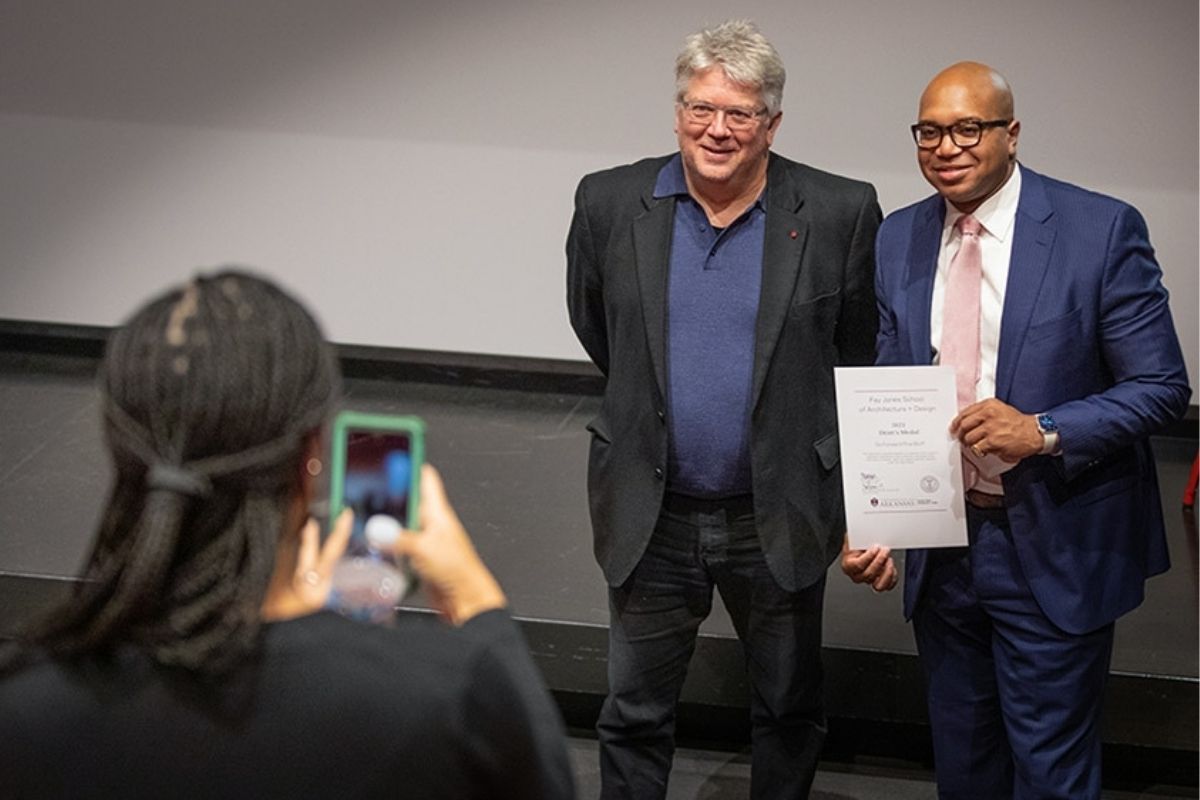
[951,398,1043,463]
[840,536,898,593]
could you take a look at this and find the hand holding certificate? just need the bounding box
[834,366,968,549]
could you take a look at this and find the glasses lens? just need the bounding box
[950,122,983,146]
[725,108,757,129]
[686,102,715,123]
[913,125,942,148]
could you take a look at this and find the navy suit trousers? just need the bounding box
[913,504,1115,800]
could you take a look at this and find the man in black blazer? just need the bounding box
[566,20,880,799]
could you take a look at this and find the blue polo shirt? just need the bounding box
[654,154,765,498]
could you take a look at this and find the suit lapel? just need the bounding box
[906,198,944,364]
[752,156,808,408]
[633,186,675,400]
[995,167,1055,400]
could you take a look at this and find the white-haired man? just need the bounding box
[567,19,881,799]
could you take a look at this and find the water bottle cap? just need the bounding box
[363,514,402,550]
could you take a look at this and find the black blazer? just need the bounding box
[567,152,881,591]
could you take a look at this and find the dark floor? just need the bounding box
[0,341,1197,796]
[564,734,1196,799]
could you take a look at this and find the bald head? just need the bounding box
[914,61,1020,213]
[921,61,1014,120]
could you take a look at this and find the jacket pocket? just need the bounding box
[1026,307,1082,343]
[586,416,611,444]
[789,286,841,319]
[813,431,840,472]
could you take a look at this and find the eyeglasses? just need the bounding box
[911,119,1011,149]
[679,99,768,131]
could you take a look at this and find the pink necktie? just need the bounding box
[941,214,982,488]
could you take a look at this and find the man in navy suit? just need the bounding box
[842,62,1190,798]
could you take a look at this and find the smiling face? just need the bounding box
[916,63,1019,213]
[675,67,780,203]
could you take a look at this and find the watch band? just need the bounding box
[1036,413,1060,455]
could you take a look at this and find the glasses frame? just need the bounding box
[678,99,770,131]
[911,118,1011,150]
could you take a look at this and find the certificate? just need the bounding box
[834,365,968,549]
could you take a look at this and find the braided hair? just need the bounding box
[21,269,341,675]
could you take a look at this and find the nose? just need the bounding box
[706,110,732,137]
[934,130,962,158]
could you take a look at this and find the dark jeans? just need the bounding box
[913,505,1114,800]
[597,493,827,800]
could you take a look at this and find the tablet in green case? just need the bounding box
[329,412,425,553]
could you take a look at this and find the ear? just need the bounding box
[765,111,782,146]
[1006,119,1020,158]
[297,429,324,507]
[282,429,325,545]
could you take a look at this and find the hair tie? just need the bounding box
[146,463,212,498]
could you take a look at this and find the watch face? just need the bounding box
[1037,413,1059,433]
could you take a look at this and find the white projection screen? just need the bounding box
[1,0,1195,388]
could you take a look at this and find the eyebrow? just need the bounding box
[914,117,987,124]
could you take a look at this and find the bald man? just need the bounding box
[843,62,1189,798]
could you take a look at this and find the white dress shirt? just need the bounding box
[931,164,1022,495]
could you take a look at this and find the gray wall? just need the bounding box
[1,0,1195,387]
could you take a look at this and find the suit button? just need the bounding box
[657,408,665,422]
[654,467,664,480]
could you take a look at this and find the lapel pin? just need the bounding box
[789,230,798,239]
